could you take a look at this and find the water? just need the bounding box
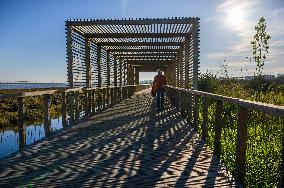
[0,83,67,90]
[0,116,65,159]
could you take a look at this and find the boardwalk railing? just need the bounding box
[166,85,284,187]
[0,85,149,149]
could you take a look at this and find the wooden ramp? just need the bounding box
[0,89,236,187]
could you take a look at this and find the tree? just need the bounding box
[251,17,271,99]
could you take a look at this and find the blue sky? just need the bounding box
[0,0,283,82]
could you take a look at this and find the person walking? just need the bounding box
[152,69,167,110]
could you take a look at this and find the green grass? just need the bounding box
[196,78,283,187]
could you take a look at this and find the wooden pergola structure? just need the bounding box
[65,17,200,89]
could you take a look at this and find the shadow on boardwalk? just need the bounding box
[0,89,236,187]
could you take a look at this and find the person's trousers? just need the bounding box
[156,90,165,109]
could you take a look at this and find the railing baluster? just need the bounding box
[17,97,26,149]
[214,100,223,157]
[188,92,193,124]
[61,91,67,127]
[92,90,96,113]
[74,91,80,120]
[86,90,91,116]
[201,97,208,141]
[235,106,249,186]
[43,94,51,136]
[193,94,199,131]
[68,91,74,125]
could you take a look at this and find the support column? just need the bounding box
[135,68,139,85]
[179,45,184,88]
[97,45,102,87]
[106,51,110,86]
[114,56,118,86]
[85,38,91,88]
[184,36,190,88]
[119,59,123,86]
[66,24,73,88]
[192,18,200,90]
[124,62,127,85]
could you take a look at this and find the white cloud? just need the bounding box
[205,52,225,59]
[205,0,284,74]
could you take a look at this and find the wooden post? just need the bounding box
[68,91,74,125]
[214,100,223,157]
[107,51,111,86]
[123,63,128,85]
[91,90,96,113]
[135,69,139,85]
[97,45,102,87]
[114,56,118,87]
[74,91,80,120]
[179,45,184,88]
[192,18,200,90]
[85,37,91,88]
[102,88,106,109]
[17,97,26,149]
[187,92,193,124]
[61,91,67,127]
[184,36,190,88]
[193,95,199,131]
[235,107,249,186]
[201,97,208,141]
[43,94,51,136]
[85,90,91,116]
[66,24,73,88]
[119,59,123,86]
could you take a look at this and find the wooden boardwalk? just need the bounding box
[0,89,236,187]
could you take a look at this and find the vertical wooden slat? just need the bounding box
[106,51,110,86]
[214,100,223,157]
[17,97,26,149]
[119,59,123,86]
[66,24,73,88]
[201,97,208,141]
[85,38,91,88]
[43,94,51,136]
[61,91,67,127]
[97,45,102,87]
[124,62,127,86]
[193,94,199,131]
[114,56,118,86]
[192,18,200,90]
[235,107,249,186]
[184,36,190,88]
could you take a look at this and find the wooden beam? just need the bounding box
[116,53,176,57]
[66,17,197,26]
[126,60,172,64]
[98,42,183,46]
[109,49,179,53]
[86,33,189,38]
[66,25,74,88]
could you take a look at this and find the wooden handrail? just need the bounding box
[166,85,284,118]
[166,85,284,187]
